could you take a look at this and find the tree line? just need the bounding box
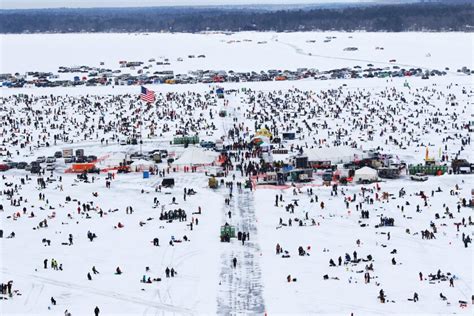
[0,3,472,34]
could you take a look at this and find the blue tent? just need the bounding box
[216,88,224,98]
[282,165,293,172]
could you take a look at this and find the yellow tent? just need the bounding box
[256,128,272,139]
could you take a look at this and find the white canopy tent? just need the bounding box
[173,147,218,166]
[354,166,378,183]
[304,146,364,164]
[130,159,155,172]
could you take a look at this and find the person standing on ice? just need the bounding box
[379,289,385,303]
[94,306,100,316]
[232,257,237,268]
[92,266,99,274]
[44,259,48,269]
[413,292,419,302]
[364,272,371,284]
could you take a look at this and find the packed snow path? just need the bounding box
[217,188,265,315]
[216,89,265,314]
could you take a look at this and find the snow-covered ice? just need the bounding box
[0,31,473,315]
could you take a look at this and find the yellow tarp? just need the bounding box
[256,128,272,138]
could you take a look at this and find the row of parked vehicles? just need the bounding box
[0,160,46,173]
[0,148,99,173]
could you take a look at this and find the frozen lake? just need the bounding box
[0,31,473,315]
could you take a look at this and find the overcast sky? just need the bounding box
[2,0,373,10]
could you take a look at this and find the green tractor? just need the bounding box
[220,224,236,242]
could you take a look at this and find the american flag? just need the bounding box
[140,86,155,103]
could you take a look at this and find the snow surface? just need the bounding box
[1,32,472,76]
[0,32,473,316]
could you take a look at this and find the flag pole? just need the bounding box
[140,100,143,156]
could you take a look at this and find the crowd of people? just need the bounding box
[1,78,472,313]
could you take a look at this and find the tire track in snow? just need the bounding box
[2,268,193,315]
[216,189,265,315]
[274,38,464,76]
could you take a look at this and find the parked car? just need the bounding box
[65,156,76,163]
[322,170,333,182]
[17,162,28,169]
[87,167,101,174]
[31,166,41,174]
[54,151,63,158]
[200,141,215,148]
[0,164,10,172]
[46,157,56,163]
[7,162,18,169]
[46,163,56,171]
[410,173,428,181]
[86,155,97,163]
[37,156,46,163]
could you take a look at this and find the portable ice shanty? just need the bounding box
[162,178,175,188]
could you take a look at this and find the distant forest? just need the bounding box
[0,3,473,34]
